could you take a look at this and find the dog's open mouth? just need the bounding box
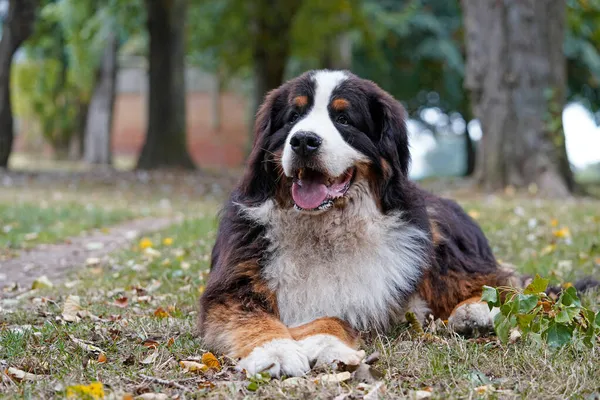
[291,167,356,211]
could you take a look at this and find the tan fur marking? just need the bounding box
[293,95,308,107]
[449,296,485,317]
[331,98,350,111]
[430,219,443,245]
[289,317,360,348]
[202,302,291,359]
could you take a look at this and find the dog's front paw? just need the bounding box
[299,334,365,368]
[236,338,310,378]
[448,301,496,336]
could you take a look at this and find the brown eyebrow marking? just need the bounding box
[331,98,350,111]
[293,95,308,107]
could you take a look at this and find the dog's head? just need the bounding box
[240,70,410,213]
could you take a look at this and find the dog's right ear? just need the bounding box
[239,84,289,203]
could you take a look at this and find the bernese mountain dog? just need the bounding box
[198,70,516,377]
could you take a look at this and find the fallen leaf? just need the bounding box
[553,227,571,238]
[166,337,175,347]
[201,352,221,371]
[475,385,494,395]
[114,297,129,308]
[139,237,153,250]
[141,351,159,365]
[316,371,352,384]
[122,394,134,400]
[31,275,53,290]
[7,367,46,381]
[66,382,105,399]
[97,353,107,363]
[62,295,83,322]
[142,339,159,349]
[70,335,105,355]
[153,307,170,318]
[136,394,169,400]
[180,360,208,373]
[409,390,432,400]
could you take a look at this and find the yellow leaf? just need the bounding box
[31,275,54,290]
[162,237,173,246]
[179,360,208,373]
[139,237,153,250]
[550,219,559,227]
[153,307,170,318]
[66,382,105,399]
[563,282,573,289]
[540,244,556,256]
[201,352,221,371]
[553,227,571,238]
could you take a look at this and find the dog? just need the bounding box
[198,70,516,377]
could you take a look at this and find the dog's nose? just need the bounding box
[290,132,322,157]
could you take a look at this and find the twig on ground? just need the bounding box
[139,373,190,392]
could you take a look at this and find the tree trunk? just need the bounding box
[0,0,37,168]
[463,131,476,176]
[462,0,574,195]
[250,0,302,122]
[137,0,194,169]
[84,32,118,165]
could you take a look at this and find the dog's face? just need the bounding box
[241,70,411,213]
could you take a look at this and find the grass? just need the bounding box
[0,202,134,251]
[1,191,599,399]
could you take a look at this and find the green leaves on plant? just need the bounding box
[481,286,499,309]
[524,274,549,294]
[482,276,599,348]
[246,372,271,391]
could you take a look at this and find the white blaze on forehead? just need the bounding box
[282,70,367,177]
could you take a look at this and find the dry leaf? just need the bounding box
[153,307,170,318]
[70,335,105,355]
[62,295,83,322]
[142,339,159,349]
[7,367,46,381]
[166,337,175,347]
[316,371,351,384]
[179,360,208,373]
[141,351,159,365]
[97,353,107,363]
[114,297,129,308]
[136,394,169,400]
[122,394,134,400]
[201,352,221,371]
[409,390,433,400]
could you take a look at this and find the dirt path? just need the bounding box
[0,216,180,292]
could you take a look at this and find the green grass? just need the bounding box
[1,196,599,399]
[0,202,135,250]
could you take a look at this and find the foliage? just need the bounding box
[566,0,600,113]
[482,275,600,348]
[12,0,143,152]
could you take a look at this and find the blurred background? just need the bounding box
[0,0,599,194]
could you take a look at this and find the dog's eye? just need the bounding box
[336,115,349,125]
[289,112,300,123]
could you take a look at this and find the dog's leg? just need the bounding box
[289,317,365,368]
[201,302,310,377]
[447,296,497,335]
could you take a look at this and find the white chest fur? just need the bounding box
[240,184,428,331]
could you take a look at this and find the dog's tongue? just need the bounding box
[292,179,328,210]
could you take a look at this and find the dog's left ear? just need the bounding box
[239,84,289,203]
[369,88,410,177]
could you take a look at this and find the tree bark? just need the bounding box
[462,0,574,195]
[0,0,37,168]
[250,0,302,122]
[84,32,118,165]
[137,0,194,169]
